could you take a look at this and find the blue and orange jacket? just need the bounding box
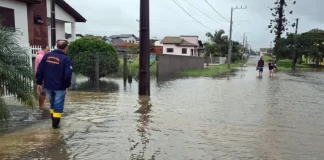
[36,50,73,90]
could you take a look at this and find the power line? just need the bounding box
[186,0,226,27]
[172,0,213,31]
[205,0,229,22]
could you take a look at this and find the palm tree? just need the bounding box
[206,29,225,44]
[0,26,36,121]
[206,29,228,56]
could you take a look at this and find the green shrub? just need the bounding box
[231,54,240,62]
[67,38,119,81]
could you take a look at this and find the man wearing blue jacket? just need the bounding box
[36,40,72,129]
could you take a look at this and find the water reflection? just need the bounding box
[73,80,119,93]
[130,96,159,160]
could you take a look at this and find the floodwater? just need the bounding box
[1,58,324,160]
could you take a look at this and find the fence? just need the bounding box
[1,45,54,99]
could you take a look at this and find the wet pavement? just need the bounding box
[1,58,324,159]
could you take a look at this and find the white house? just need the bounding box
[154,40,163,47]
[109,34,138,44]
[0,0,86,46]
[260,47,269,56]
[160,35,203,56]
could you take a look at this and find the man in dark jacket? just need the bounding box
[36,40,72,129]
[256,56,264,77]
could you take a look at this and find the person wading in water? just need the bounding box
[36,40,72,129]
[268,60,277,77]
[256,56,264,77]
[34,45,50,109]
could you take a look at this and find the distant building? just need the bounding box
[65,33,83,42]
[160,35,203,56]
[260,48,270,56]
[151,40,163,54]
[109,34,138,44]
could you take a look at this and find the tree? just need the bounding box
[301,29,324,65]
[0,26,36,121]
[269,0,296,40]
[274,29,324,65]
[67,37,119,81]
[127,44,139,54]
[203,42,219,57]
[206,29,228,56]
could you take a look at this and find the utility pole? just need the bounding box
[245,36,248,55]
[242,32,250,60]
[292,18,299,69]
[138,0,150,96]
[242,33,245,60]
[51,0,56,48]
[227,6,247,69]
[270,41,272,55]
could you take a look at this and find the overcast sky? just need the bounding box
[65,0,324,50]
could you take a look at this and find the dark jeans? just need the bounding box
[45,89,66,118]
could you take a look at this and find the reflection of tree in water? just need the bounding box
[129,96,159,160]
[72,80,119,93]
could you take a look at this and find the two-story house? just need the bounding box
[160,35,203,56]
[0,0,86,46]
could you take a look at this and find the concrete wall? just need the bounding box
[156,54,204,75]
[205,57,226,64]
[0,0,29,45]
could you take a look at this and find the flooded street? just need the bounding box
[1,61,324,159]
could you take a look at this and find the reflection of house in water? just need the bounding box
[72,80,119,93]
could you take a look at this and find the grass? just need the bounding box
[178,60,247,77]
[276,59,323,70]
[263,55,275,62]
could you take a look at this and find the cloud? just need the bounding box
[65,0,323,50]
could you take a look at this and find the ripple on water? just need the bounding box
[2,68,324,159]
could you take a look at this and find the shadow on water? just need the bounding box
[72,80,119,93]
[129,96,160,160]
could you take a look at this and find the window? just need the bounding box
[34,15,43,24]
[0,7,15,27]
[182,48,187,54]
[166,48,174,53]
